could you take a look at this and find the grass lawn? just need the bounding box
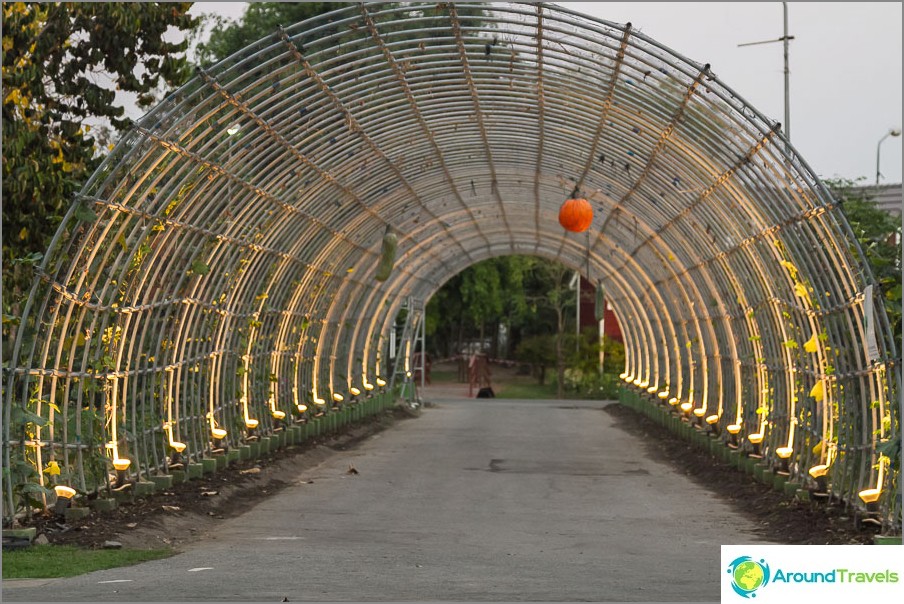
[2,544,173,579]
[493,375,560,399]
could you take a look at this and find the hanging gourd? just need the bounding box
[375,227,397,282]
[558,197,593,232]
[594,281,605,322]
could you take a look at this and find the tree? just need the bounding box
[526,261,575,399]
[195,2,346,66]
[515,333,556,385]
[829,178,902,345]
[2,2,199,352]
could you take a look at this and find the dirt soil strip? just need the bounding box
[20,403,877,551]
[604,404,877,545]
[28,409,414,552]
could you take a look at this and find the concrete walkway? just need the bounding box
[3,396,774,602]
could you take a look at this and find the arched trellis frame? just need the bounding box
[3,2,899,531]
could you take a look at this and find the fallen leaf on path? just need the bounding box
[239,467,261,475]
[162,505,181,512]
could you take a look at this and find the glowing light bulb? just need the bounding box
[54,485,77,499]
[692,408,706,417]
[808,464,829,478]
[332,393,344,402]
[748,433,764,444]
[350,387,361,396]
[376,377,387,387]
[679,402,693,412]
[858,488,881,503]
[113,458,131,472]
[363,382,375,391]
[646,386,657,394]
[211,427,228,439]
[658,391,669,399]
[296,403,308,412]
[668,397,679,406]
[705,415,719,425]
[776,447,793,459]
[244,417,259,429]
[163,422,187,452]
[271,410,286,420]
[726,424,742,435]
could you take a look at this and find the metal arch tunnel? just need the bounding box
[3,2,899,530]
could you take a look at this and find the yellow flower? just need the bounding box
[43,460,60,476]
[779,260,798,280]
[804,333,819,353]
[809,381,824,402]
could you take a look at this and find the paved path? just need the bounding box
[3,397,774,602]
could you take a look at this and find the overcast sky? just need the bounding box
[188,2,903,185]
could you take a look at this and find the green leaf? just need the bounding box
[11,252,43,265]
[191,260,210,275]
[19,483,54,496]
[11,461,37,480]
[73,202,98,223]
[11,407,49,427]
[876,434,900,460]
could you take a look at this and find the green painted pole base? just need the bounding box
[112,490,133,505]
[64,507,91,522]
[91,498,117,512]
[772,473,788,492]
[134,481,156,497]
[3,527,36,542]
[150,475,174,490]
[783,481,801,497]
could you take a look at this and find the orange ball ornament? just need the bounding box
[558,197,593,232]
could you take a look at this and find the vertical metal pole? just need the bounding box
[575,270,581,354]
[598,317,605,377]
[419,306,426,390]
[782,2,790,147]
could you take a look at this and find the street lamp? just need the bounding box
[875,128,901,186]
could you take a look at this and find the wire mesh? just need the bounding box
[2,2,898,532]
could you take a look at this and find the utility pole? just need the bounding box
[739,2,793,150]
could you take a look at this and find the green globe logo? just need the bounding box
[727,556,771,598]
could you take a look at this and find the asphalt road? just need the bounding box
[3,397,775,602]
